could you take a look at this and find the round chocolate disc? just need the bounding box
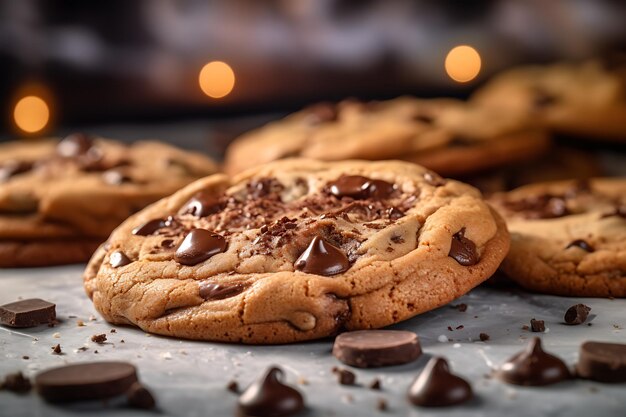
[35,362,138,403]
[332,330,422,368]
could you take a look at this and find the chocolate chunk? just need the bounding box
[126,382,156,409]
[295,236,350,276]
[238,366,304,417]
[102,170,131,185]
[332,330,422,368]
[180,192,223,217]
[175,229,227,266]
[564,304,591,325]
[479,333,490,341]
[132,218,168,236]
[35,362,138,403]
[56,133,94,157]
[408,357,472,407]
[328,175,395,200]
[91,334,107,344]
[495,337,570,386]
[0,299,56,328]
[369,378,382,390]
[565,240,594,252]
[227,380,239,393]
[109,251,132,268]
[448,228,478,266]
[51,344,62,355]
[198,282,245,301]
[576,341,626,383]
[1,372,32,394]
[530,319,545,332]
[333,367,356,385]
[0,160,32,182]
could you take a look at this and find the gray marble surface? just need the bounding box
[0,265,624,417]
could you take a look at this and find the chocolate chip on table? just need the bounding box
[226,380,239,393]
[0,299,56,328]
[333,330,422,368]
[530,319,545,333]
[448,228,479,266]
[132,218,169,236]
[238,366,304,417]
[35,362,139,403]
[328,175,395,200]
[295,236,350,276]
[565,239,594,252]
[408,357,472,407]
[479,333,490,341]
[376,398,388,411]
[1,372,32,394]
[495,337,570,386]
[451,303,468,312]
[126,382,156,409]
[576,341,626,383]
[109,251,132,268]
[175,229,227,266]
[180,191,224,217]
[369,378,382,390]
[564,304,591,325]
[56,132,94,157]
[51,344,62,355]
[91,334,107,344]
[198,282,245,301]
[332,367,356,385]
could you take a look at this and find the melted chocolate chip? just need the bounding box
[408,357,472,407]
[530,318,545,333]
[295,236,350,276]
[0,160,32,182]
[109,251,132,268]
[448,228,479,266]
[564,304,591,325]
[495,337,570,386]
[566,239,594,252]
[132,218,168,236]
[56,133,94,157]
[198,282,245,301]
[180,192,224,217]
[175,229,227,266]
[387,207,404,220]
[238,367,304,417]
[328,175,395,200]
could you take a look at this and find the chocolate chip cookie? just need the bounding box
[224,97,549,176]
[490,178,626,297]
[471,59,626,142]
[84,159,510,343]
[0,134,218,267]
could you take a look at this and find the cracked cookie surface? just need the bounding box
[490,178,626,297]
[224,97,549,176]
[85,159,509,344]
[0,134,218,267]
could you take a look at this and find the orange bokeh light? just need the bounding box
[14,95,50,134]
[445,45,481,83]
[199,61,235,98]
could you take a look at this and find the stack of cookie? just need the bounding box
[0,133,218,267]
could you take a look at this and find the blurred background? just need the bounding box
[1,0,625,156]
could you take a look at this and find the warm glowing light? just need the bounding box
[445,45,481,83]
[199,61,235,98]
[14,95,50,133]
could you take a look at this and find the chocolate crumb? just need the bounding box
[452,303,468,312]
[447,326,453,331]
[377,398,388,411]
[0,372,31,393]
[479,333,490,341]
[333,367,356,385]
[564,304,591,325]
[94,350,99,354]
[369,378,382,390]
[110,329,117,333]
[456,325,464,330]
[22,356,29,360]
[91,334,107,344]
[226,380,239,393]
[77,346,88,352]
[530,319,545,333]
[120,339,125,343]
[522,325,530,331]
[51,344,62,355]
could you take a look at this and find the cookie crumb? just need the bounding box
[530,319,545,333]
[522,325,530,331]
[226,380,239,393]
[333,367,356,385]
[91,334,107,344]
[88,315,97,321]
[297,376,308,385]
[52,332,61,338]
[0,372,31,393]
[51,344,62,355]
[369,378,382,390]
[76,320,85,327]
[376,398,387,411]
[479,333,490,341]
[564,304,591,325]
